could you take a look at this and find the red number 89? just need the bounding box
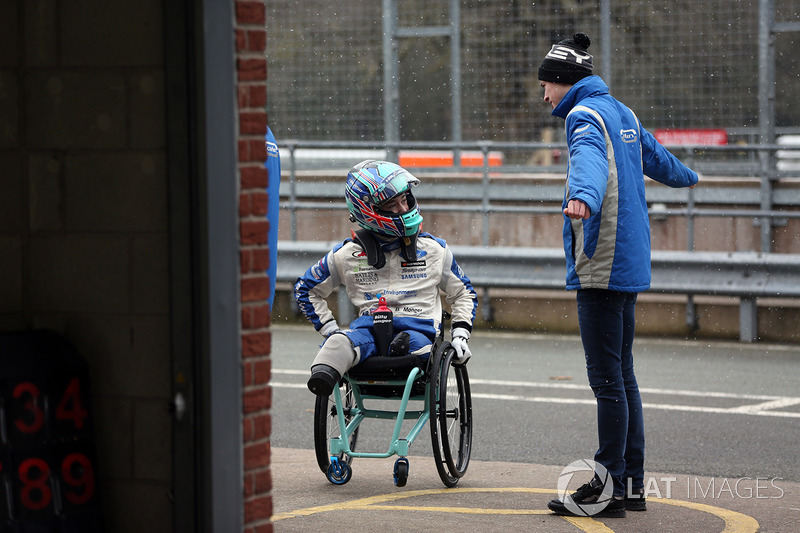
[18,453,95,511]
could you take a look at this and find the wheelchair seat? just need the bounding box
[346,353,426,380]
[346,354,428,398]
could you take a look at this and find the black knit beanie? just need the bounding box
[537,33,593,84]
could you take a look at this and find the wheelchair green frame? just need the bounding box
[313,339,472,487]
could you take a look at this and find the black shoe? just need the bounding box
[547,477,626,518]
[625,487,647,511]
[307,364,341,396]
[388,331,410,357]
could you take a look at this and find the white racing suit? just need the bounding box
[293,232,478,375]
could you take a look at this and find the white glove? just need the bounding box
[319,320,340,338]
[451,327,472,363]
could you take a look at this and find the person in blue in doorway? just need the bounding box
[537,33,699,518]
[265,126,280,311]
[293,160,478,396]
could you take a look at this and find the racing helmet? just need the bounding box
[345,160,423,238]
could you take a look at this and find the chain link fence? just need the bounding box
[267,0,800,143]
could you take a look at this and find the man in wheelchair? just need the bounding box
[294,160,478,397]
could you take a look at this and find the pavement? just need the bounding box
[271,447,800,532]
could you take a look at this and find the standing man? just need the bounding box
[538,33,698,518]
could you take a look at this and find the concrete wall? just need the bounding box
[0,1,172,531]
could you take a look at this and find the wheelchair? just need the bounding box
[313,327,473,487]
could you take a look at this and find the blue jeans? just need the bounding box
[576,289,645,497]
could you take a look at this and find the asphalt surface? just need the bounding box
[270,325,800,532]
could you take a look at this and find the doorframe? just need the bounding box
[165,1,243,531]
[198,0,243,531]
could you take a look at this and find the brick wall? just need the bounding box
[235,1,273,531]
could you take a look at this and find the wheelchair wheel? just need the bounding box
[393,458,409,487]
[326,457,352,485]
[314,380,359,475]
[429,342,473,487]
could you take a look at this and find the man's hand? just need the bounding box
[319,320,340,338]
[451,327,472,364]
[689,172,701,189]
[564,199,591,220]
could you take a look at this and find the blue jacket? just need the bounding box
[552,75,699,292]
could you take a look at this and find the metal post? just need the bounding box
[739,297,758,343]
[600,0,612,88]
[758,0,776,253]
[450,0,462,147]
[383,0,399,158]
[685,148,697,253]
[685,148,698,330]
[287,142,298,241]
[480,142,493,322]
[481,143,490,247]
[286,143,299,314]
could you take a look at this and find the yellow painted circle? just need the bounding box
[273,487,759,532]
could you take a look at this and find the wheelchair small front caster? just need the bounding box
[393,457,409,487]
[327,457,352,485]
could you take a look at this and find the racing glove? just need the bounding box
[451,327,472,364]
[319,319,340,338]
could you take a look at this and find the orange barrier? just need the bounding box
[653,128,728,146]
[398,150,504,168]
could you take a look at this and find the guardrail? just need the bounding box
[278,141,800,253]
[277,241,800,343]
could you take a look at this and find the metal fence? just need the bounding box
[268,3,800,341]
[266,0,800,143]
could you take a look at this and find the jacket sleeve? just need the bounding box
[564,110,609,216]
[438,243,478,332]
[640,125,699,188]
[293,248,341,331]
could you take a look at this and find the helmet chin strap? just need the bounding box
[400,235,418,262]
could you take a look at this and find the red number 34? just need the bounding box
[12,378,89,435]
